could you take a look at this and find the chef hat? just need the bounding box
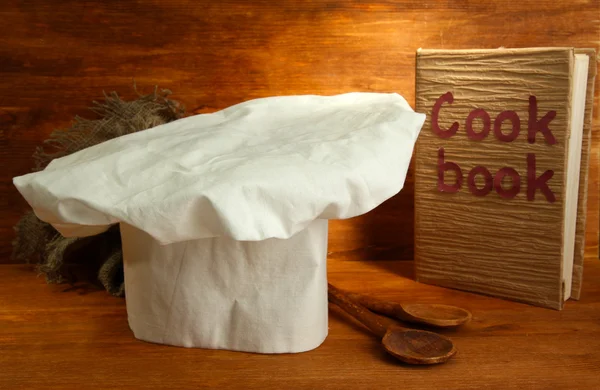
[14,92,425,353]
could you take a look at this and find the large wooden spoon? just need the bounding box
[328,283,457,365]
[346,292,472,328]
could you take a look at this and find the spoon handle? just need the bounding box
[327,283,389,338]
[346,292,412,322]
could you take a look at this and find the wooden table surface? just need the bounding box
[2,1,600,389]
[2,254,600,389]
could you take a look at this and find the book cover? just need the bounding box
[414,47,594,309]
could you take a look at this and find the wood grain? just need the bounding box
[1,0,599,263]
[2,253,600,389]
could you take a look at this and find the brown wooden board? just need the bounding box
[1,1,599,265]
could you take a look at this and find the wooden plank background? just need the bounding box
[1,0,599,263]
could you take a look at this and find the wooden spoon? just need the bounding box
[346,292,472,328]
[328,283,457,365]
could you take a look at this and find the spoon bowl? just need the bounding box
[347,292,472,328]
[401,303,472,328]
[382,327,456,365]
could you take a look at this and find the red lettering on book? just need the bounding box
[494,167,521,199]
[527,153,555,202]
[432,92,458,138]
[468,166,493,196]
[466,109,491,141]
[528,96,556,144]
[494,111,520,142]
[438,148,462,192]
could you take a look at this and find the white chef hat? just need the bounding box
[14,92,425,354]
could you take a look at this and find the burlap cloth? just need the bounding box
[12,87,185,296]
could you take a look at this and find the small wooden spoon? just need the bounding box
[346,292,472,328]
[328,283,457,365]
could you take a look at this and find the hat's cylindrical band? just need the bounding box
[120,219,329,354]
